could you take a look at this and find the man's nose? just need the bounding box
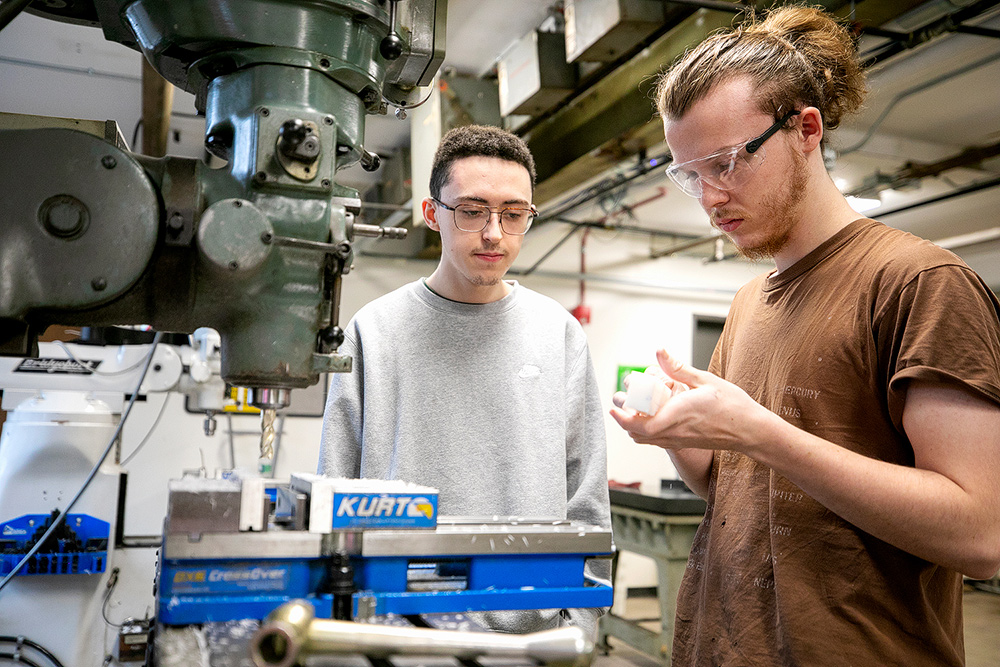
[699,180,730,210]
[482,212,504,243]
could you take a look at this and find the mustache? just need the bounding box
[710,209,747,224]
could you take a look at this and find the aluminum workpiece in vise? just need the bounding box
[0,0,444,413]
[156,475,613,665]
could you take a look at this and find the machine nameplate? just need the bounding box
[15,358,101,374]
[167,563,290,595]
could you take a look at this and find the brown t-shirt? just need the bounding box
[673,219,1000,666]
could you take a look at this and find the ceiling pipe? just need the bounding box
[839,49,1000,156]
[650,233,723,259]
[934,226,1000,252]
[954,24,1000,39]
[871,174,1000,218]
[847,139,1000,198]
[535,151,672,226]
[521,225,581,276]
[522,215,712,276]
[858,0,1000,66]
[654,0,748,13]
[508,268,738,300]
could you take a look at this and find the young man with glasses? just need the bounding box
[320,124,611,635]
[611,6,1000,666]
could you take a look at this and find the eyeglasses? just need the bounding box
[664,109,801,198]
[432,198,537,235]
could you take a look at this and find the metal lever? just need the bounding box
[360,147,381,172]
[353,223,407,239]
[379,0,403,60]
[261,228,407,255]
[251,600,595,667]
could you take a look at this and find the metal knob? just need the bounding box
[278,119,320,163]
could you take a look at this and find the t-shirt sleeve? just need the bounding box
[879,265,1000,430]
[317,326,364,477]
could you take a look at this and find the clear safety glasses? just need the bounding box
[665,109,800,198]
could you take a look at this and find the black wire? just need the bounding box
[0,0,33,33]
[535,151,672,226]
[0,635,64,667]
[100,567,123,628]
[121,394,170,466]
[0,333,164,595]
[131,118,143,152]
[54,341,153,376]
[0,653,44,667]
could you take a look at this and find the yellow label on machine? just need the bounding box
[222,387,260,414]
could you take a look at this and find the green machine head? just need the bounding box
[0,0,445,410]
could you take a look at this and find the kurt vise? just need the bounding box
[157,474,614,625]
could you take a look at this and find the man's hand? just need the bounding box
[610,349,775,454]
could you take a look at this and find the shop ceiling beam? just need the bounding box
[525,8,733,205]
[525,0,929,205]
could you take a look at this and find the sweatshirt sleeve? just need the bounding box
[317,327,364,478]
[564,333,613,634]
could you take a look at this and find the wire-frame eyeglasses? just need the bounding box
[431,199,537,236]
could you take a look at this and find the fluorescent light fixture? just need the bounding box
[846,196,881,213]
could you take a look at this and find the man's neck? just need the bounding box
[772,180,865,274]
[425,271,511,304]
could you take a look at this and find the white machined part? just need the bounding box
[622,371,668,416]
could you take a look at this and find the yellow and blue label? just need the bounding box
[331,492,437,529]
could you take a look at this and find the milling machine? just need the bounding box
[0,0,444,427]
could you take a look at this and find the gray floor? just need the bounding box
[595,585,1000,667]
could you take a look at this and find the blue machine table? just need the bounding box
[597,487,706,665]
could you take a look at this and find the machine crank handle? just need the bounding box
[251,599,594,667]
[261,225,407,257]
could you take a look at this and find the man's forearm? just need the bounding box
[667,449,714,500]
[743,403,1000,578]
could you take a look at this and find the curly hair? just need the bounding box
[655,5,867,139]
[429,125,537,198]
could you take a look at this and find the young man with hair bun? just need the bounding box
[613,6,1000,665]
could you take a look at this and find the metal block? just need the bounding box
[359,520,613,556]
[498,31,577,117]
[564,0,666,63]
[164,478,242,536]
[161,531,326,560]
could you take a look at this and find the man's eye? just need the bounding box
[714,158,737,177]
[460,208,485,218]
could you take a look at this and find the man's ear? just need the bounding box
[422,197,440,231]
[798,106,824,155]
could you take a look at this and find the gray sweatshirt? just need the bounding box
[319,279,611,635]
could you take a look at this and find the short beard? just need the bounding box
[734,149,808,261]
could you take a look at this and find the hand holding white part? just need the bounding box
[611,349,774,454]
[621,371,669,415]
